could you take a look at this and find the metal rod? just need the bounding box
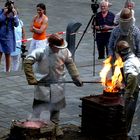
[38,80,101,85]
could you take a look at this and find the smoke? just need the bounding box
[27,103,52,121]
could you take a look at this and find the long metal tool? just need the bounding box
[38,80,101,85]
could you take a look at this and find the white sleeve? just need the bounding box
[26,48,44,62]
[114,11,121,25]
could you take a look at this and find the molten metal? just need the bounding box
[20,120,47,128]
[9,120,56,139]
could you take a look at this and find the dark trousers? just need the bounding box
[96,32,111,59]
[125,92,139,132]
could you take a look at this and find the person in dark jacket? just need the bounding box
[92,0,115,59]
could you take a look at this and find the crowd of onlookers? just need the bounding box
[0,0,138,72]
[0,0,140,139]
[0,1,48,72]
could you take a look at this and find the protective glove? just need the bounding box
[23,59,38,85]
[28,79,38,85]
[72,76,83,87]
[65,61,79,78]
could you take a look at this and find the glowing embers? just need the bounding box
[9,120,56,140]
[16,120,47,129]
[100,56,124,93]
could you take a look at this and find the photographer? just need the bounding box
[0,0,19,72]
[92,0,115,59]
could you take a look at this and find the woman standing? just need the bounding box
[93,1,115,59]
[29,3,48,53]
[11,14,26,71]
[0,1,19,72]
[114,0,135,25]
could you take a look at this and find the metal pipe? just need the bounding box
[38,80,101,85]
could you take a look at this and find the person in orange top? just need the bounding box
[29,3,48,53]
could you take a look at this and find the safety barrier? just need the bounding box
[16,30,93,43]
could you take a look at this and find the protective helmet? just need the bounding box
[120,8,132,20]
[116,40,130,53]
[48,34,67,48]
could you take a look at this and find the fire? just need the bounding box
[99,56,124,93]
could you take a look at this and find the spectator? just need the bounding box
[108,8,140,61]
[23,34,83,137]
[11,11,26,71]
[29,3,48,53]
[102,0,112,7]
[114,0,135,25]
[0,0,19,72]
[92,0,115,59]
[116,40,140,140]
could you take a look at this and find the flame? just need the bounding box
[100,56,112,86]
[99,56,124,93]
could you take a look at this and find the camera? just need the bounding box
[91,0,99,14]
[99,25,105,30]
[5,0,14,13]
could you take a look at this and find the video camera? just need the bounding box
[91,0,99,14]
[5,0,14,13]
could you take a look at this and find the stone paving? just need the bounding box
[0,0,140,139]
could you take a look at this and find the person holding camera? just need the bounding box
[11,10,26,71]
[0,0,19,72]
[92,0,115,59]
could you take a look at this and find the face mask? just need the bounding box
[118,48,132,61]
[119,18,133,35]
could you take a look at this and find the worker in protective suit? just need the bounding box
[116,40,140,140]
[23,34,83,137]
[108,7,140,85]
[108,8,140,59]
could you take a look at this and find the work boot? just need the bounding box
[55,125,64,137]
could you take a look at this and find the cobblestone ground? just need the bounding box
[0,0,140,139]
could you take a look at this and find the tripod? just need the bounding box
[73,1,99,76]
